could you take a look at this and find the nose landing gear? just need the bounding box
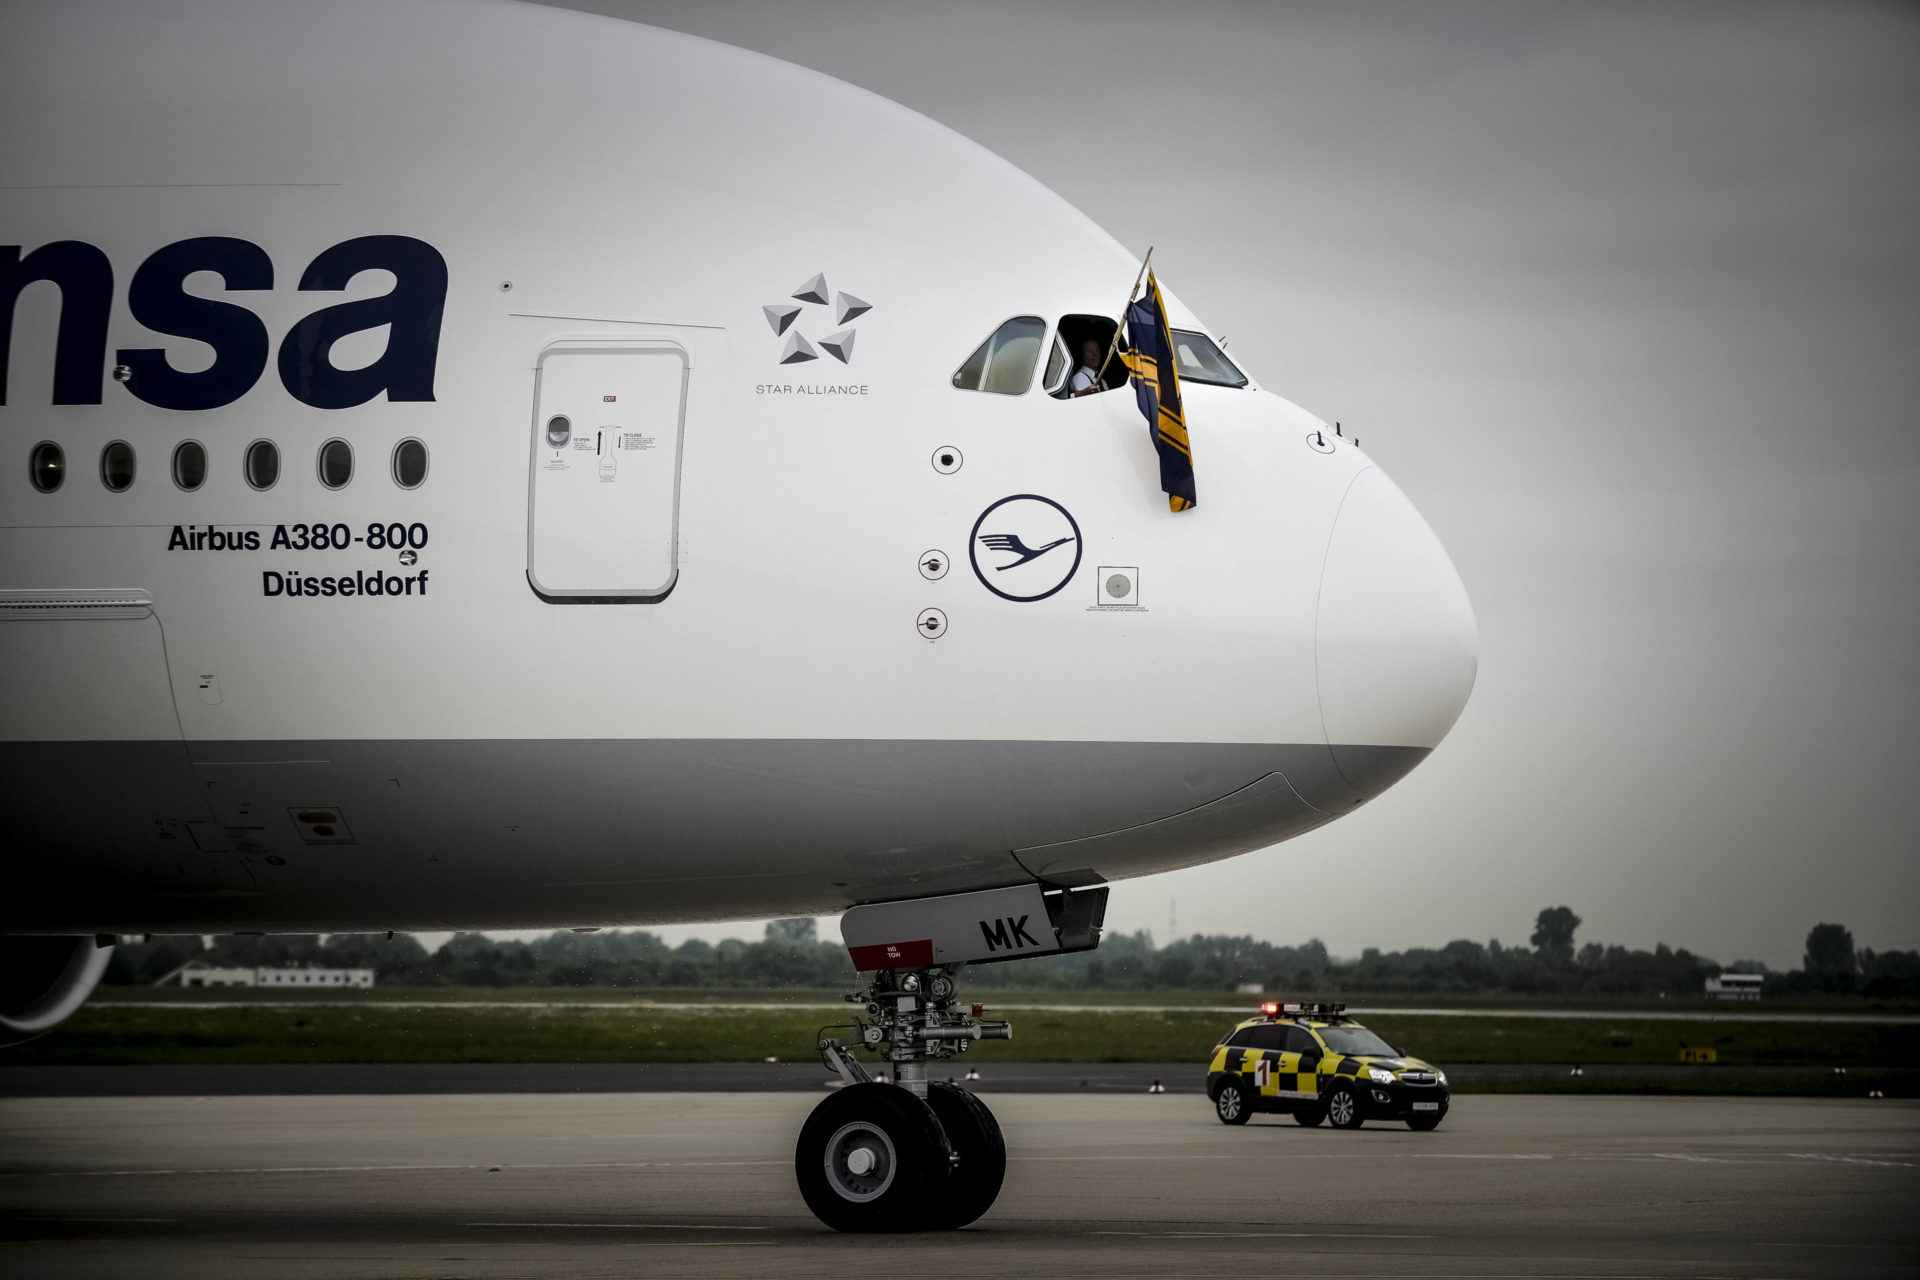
[803,965,1012,1232]
[798,881,1107,1232]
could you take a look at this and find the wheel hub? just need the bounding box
[824,1120,897,1202]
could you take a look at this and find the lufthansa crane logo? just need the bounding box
[762,273,871,366]
[969,495,1083,602]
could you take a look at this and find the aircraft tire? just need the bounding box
[1214,1078,1253,1125]
[796,1083,953,1232]
[1325,1082,1365,1129]
[923,1081,1005,1229]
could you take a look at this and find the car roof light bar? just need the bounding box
[1260,1001,1347,1019]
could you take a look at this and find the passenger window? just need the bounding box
[392,438,429,489]
[244,439,280,491]
[1286,1026,1321,1056]
[1225,1026,1261,1048]
[29,441,65,493]
[1170,329,1247,388]
[317,438,353,490]
[951,316,1044,395]
[1053,315,1128,398]
[100,440,135,492]
[171,441,207,491]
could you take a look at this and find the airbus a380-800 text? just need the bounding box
[0,0,1476,1231]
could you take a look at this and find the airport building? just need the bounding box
[1703,973,1763,1001]
[164,962,375,989]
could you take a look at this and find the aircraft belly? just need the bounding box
[0,738,1397,934]
[1015,772,1333,881]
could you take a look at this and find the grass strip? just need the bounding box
[12,1006,1916,1074]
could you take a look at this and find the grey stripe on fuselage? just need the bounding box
[1,739,1425,934]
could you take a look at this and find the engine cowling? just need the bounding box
[0,936,113,1046]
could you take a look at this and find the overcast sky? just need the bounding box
[521,0,1920,969]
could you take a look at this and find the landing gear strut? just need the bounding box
[801,965,1011,1232]
[796,881,1108,1232]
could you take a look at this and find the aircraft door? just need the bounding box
[527,339,689,602]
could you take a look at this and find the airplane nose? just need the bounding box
[1315,466,1478,797]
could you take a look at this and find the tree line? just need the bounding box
[103,910,1920,998]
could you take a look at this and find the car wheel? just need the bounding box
[1325,1082,1364,1130]
[1293,1106,1325,1127]
[1406,1114,1442,1132]
[1214,1079,1252,1125]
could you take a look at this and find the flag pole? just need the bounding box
[1091,245,1152,388]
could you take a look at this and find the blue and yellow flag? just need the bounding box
[1123,271,1195,511]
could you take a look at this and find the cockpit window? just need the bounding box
[1171,329,1247,388]
[1051,315,1128,398]
[1042,333,1070,396]
[952,316,1045,395]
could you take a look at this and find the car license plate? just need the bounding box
[1412,1102,1439,1111]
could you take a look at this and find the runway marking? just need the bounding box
[1089,1230,1437,1239]
[467,1222,768,1230]
[1,1155,1216,1179]
[6,1158,788,1178]
[1013,1154,1243,1162]
[1781,1152,1915,1168]
[7,1217,179,1224]
[223,1243,774,1254]
[21,1163,477,1178]
[1021,1152,1557,1163]
[501,1160,786,1171]
[14,1149,1913,1180]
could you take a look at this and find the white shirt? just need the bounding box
[1070,367,1101,394]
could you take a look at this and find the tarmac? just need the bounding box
[2,1085,1915,1278]
[3,1059,1907,1096]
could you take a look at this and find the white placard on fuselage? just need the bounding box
[528,341,688,600]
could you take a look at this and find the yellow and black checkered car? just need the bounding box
[1205,1003,1449,1130]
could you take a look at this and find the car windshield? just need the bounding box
[1316,1025,1398,1058]
[1170,329,1247,387]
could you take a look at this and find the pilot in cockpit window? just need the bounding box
[1046,316,1128,399]
[1069,340,1108,397]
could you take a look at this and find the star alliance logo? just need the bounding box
[763,273,871,365]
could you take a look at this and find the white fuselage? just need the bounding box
[0,0,1476,934]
